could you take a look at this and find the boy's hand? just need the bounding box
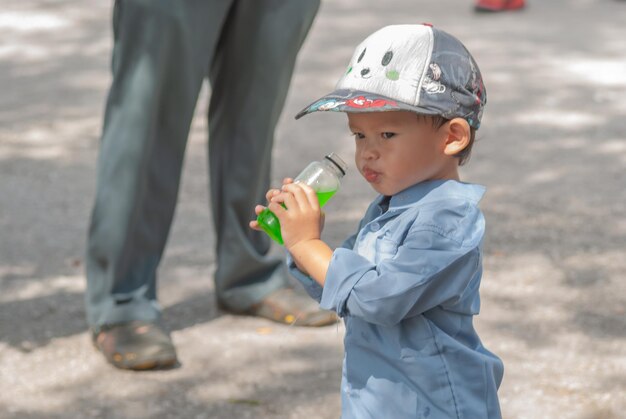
[250,178,332,286]
[268,182,323,250]
[249,178,293,231]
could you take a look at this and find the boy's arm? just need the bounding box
[266,183,334,285]
[287,229,360,302]
[321,205,485,326]
[288,240,333,286]
[321,238,481,326]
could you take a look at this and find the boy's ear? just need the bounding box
[442,118,471,156]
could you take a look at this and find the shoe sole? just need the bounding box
[91,330,178,371]
[121,357,178,371]
[92,340,178,371]
[219,300,338,327]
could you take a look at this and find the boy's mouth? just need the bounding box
[362,168,380,183]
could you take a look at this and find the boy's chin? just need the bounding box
[369,183,396,196]
[364,176,411,196]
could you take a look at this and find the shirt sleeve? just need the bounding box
[286,254,323,302]
[319,223,483,327]
[286,231,360,303]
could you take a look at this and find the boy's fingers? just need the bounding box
[284,183,319,209]
[268,200,288,216]
[254,205,266,216]
[282,182,306,196]
[282,183,307,205]
[280,190,300,212]
[301,184,320,208]
[283,183,308,209]
[268,191,283,205]
[268,191,292,212]
[265,189,280,202]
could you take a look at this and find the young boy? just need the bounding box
[251,24,504,418]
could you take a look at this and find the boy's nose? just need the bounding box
[361,68,370,77]
[359,143,378,160]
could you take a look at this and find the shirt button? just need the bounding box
[370,222,380,232]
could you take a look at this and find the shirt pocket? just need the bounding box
[375,236,398,263]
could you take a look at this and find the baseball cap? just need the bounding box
[295,24,486,129]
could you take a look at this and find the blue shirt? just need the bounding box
[288,180,504,419]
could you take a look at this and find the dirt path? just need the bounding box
[1,1,624,417]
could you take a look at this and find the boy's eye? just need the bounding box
[352,132,365,140]
[381,132,395,139]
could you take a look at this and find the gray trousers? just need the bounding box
[85,0,320,328]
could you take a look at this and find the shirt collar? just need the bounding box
[378,180,485,210]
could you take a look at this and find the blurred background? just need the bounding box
[1,0,624,417]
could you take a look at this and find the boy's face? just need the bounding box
[348,111,459,196]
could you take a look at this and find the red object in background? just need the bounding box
[475,0,526,12]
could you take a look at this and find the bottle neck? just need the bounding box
[324,153,347,178]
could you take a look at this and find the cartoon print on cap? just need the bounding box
[347,45,407,83]
[309,98,346,112]
[422,63,446,94]
[345,95,398,109]
[337,25,432,106]
[449,55,485,126]
[469,58,484,106]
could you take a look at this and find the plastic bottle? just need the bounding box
[257,153,347,245]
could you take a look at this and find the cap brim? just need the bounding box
[295,89,439,120]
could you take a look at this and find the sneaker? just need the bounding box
[222,287,338,327]
[92,320,178,370]
[475,0,525,12]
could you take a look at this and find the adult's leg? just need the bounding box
[207,0,320,311]
[85,0,233,329]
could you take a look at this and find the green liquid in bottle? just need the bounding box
[316,190,336,207]
[257,189,337,245]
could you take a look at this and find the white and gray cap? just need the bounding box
[295,24,486,129]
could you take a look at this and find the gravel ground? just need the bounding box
[1,0,625,418]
